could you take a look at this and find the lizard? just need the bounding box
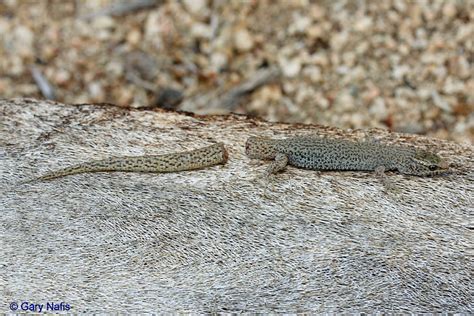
[23,142,228,182]
[245,136,450,177]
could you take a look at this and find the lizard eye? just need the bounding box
[429,165,437,171]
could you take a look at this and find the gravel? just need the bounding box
[0,0,472,143]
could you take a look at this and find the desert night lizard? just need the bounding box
[245,136,449,177]
[26,142,228,182]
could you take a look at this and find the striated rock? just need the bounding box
[1,98,473,313]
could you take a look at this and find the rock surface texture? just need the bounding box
[1,99,473,313]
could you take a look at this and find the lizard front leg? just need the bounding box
[264,153,288,176]
[375,166,397,191]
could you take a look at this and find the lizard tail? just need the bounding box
[17,163,98,184]
[35,160,118,181]
[23,142,228,182]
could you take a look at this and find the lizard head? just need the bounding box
[245,137,278,160]
[398,150,449,176]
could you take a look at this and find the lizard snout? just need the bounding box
[245,137,261,158]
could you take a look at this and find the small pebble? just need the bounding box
[154,87,184,110]
[280,58,302,78]
[234,27,254,52]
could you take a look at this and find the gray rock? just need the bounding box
[1,98,472,313]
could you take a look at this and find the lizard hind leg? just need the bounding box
[254,153,288,199]
[264,153,289,177]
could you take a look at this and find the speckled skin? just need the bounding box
[32,143,228,181]
[245,136,448,176]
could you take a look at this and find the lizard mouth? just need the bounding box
[222,145,229,164]
[244,139,251,154]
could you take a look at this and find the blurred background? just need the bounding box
[0,0,472,143]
